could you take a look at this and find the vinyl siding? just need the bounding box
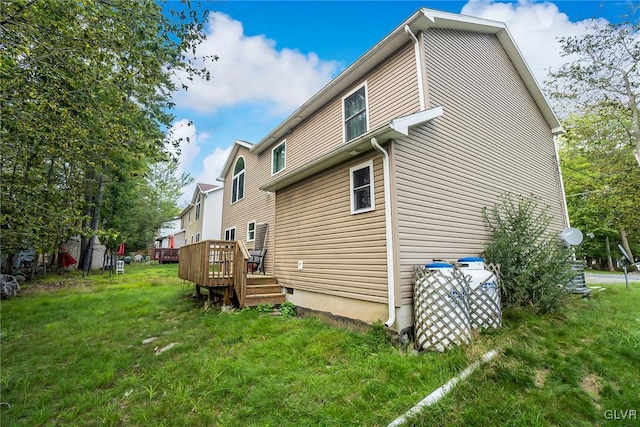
[202,188,223,240]
[270,42,420,173]
[182,205,200,245]
[392,29,567,304]
[275,152,388,303]
[220,146,276,274]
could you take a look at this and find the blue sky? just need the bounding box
[167,0,630,203]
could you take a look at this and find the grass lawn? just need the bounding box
[1,264,638,426]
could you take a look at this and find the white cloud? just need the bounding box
[195,146,232,186]
[461,0,607,86]
[172,12,340,115]
[165,119,201,176]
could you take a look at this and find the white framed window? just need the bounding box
[231,157,245,204]
[195,194,201,220]
[342,83,369,142]
[271,140,286,175]
[224,227,236,241]
[195,232,200,242]
[247,221,256,242]
[350,160,375,214]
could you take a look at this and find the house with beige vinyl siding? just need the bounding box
[218,8,568,337]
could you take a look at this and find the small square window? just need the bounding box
[272,141,286,175]
[349,160,375,214]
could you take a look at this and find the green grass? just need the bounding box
[409,287,640,426]
[1,264,638,426]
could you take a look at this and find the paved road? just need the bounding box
[585,272,640,285]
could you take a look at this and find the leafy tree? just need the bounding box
[546,10,640,165]
[1,0,212,272]
[482,194,575,314]
[559,112,640,266]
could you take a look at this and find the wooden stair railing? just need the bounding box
[233,241,250,306]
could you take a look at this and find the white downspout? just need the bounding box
[404,25,425,110]
[371,137,396,328]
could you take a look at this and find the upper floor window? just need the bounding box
[195,232,201,242]
[350,160,375,214]
[343,84,368,142]
[232,157,245,204]
[195,194,201,220]
[272,140,286,175]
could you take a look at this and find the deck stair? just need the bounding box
[243,275,285,307]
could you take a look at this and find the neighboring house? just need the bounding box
[155,218,182,249]
[180,183,224,245]
[218,8,568,336]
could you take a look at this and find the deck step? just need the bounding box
[243,293,286,307]
[247,275,278,286]
[246,284,281,295]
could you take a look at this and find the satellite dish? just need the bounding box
[560,227,583,246]
[618,244,632,263]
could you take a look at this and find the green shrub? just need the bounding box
[256,303,274,314]
[482,193,576,313]
[279,301,296,318]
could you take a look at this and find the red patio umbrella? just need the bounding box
[117,243,125,255]
[169,235,175,249]
[59,247,77,268]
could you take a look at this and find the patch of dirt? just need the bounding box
[534,369,550,388]
[20,277,91,294]
[580,373,603,409]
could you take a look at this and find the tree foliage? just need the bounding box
[546,10,640,165]
[559,112,640,265]
[1,0,210,270]
[482,194,575,314]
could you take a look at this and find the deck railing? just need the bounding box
[178,240,250,304]
[152,248,180,263]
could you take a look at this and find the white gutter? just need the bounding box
[554,136,571,228]
[404,25,425,110]
[371,137,396,328]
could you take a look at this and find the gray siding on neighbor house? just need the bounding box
[270,42,420,173]
[392,29,567,304]
[220,146,276,274]
[275,152,388,303]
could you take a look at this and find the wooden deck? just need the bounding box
[178,240,285,307]
[152,248,179,264]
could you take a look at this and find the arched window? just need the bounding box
[232,157,245,203]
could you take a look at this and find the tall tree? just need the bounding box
[547,9,640,165]
[559,112,640,265]
[1,0,212,271]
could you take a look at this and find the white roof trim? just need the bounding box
[261,107,442,192]
[218,139,253,181]
[389,106,443,135]
[251,8,561,155]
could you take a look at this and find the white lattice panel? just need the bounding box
[414,268,471,352]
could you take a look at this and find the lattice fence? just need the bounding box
[414,263,502,352]
[466,263,502,330]
[414,268,471,352]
